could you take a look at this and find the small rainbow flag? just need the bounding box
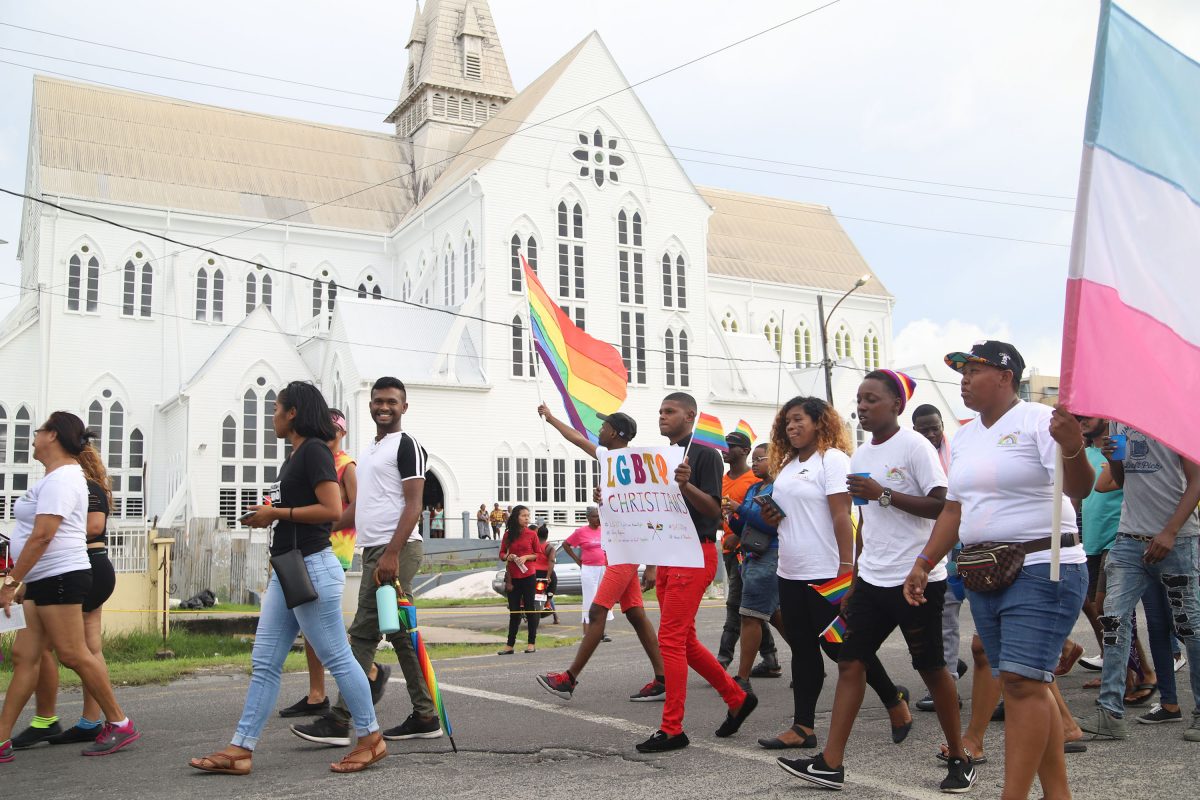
[820,616,847,643]
[523,255,628,443]
[810,572,853,605]
[735,419,757,443]
[398,598,457,752]
[693,411,728,452]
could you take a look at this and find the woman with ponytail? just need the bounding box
[0,412,138,763]
[9,444,121,749]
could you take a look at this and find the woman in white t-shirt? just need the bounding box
[904,341,1092,800]
[755,396,908,752]
[0,412,138,762]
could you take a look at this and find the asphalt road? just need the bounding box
[2,606,1194,799]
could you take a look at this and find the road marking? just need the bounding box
[390,677,946,799]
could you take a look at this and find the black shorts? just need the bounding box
[839,577,947,672]
[1086,551,1108,601]
[84,549,116,612]
[24,569,93,606]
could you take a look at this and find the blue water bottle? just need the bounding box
[376,582,401,635]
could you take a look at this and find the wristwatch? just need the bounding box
[2,574,20,589]
[879,489,893,508]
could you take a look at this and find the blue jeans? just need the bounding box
[1099,535,1200,717]
[968,562,1087,683]
[232,548,378,749]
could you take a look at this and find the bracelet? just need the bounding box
[1064,443,1086,460]
[839,561,854,566]
[916,553,934,565]
[289,507,294,522]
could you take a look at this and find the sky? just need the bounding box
[2,0,1198,386]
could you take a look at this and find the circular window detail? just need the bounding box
[81,245,89,253]
[207,258,215,265]
[572,128,624,188]
[256,377,267,386]
[102,389,112,398]
[322,269,329,277]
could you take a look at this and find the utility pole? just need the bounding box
[817,294,833,402]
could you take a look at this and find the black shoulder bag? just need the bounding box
[269,444,319,609]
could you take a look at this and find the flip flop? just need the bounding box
[1125,683,1157,707]
[1064,740,1088,754]
[1054,642,1085,676]
[189,751,252,775]
[937,745,987,765]
[330,737,387,774]
[497,648,515,655]
[1082,677,1101,689]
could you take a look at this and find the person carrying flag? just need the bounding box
[534,404,667,702]
[778,371,974,793]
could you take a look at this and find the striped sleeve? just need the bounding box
[397,432,428,481]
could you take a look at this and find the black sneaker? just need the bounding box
[1137,704,1183,724]
[629,679,666,702]
[537,671,577,700]
[369,663,392,705]
[279,695,331,718]
[47,724,103,745]
[382,712,443,740]
[715,692,758,738]
[635,730,690,753]
[601,635,613,643]
[11,722,62,749]
[917,693,962,712]
[777,753,845,789]
[750,660,783,678]
[289,714,351,746]
[940,756,977,793]
[734,676,753,694]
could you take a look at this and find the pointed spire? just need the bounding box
[457,1,485,38]
[407,1,425,47]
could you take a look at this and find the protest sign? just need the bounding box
[596,444,702,568]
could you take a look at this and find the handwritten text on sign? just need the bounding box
[597,445,701,568]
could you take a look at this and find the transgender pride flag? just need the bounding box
[1061,1,1200,463]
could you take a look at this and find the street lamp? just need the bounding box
[817,273,872,402]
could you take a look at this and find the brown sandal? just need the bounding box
[189,750,252,775]
[330,735,387,774]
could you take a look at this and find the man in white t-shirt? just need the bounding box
[780,370,974,793]
[292,377,441,747]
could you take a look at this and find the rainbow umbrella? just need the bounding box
[397,598,457,752]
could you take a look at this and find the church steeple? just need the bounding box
[387,0,515,187]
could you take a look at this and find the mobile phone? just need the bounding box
[238,509,257,523]
[753,494,786,519]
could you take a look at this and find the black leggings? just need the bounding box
[506,575,539,646]
[778,576,901,728]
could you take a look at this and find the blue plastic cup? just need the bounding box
[1110,434,1127,461]
[850,472,871,506]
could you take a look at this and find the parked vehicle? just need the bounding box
[491,550,644,598]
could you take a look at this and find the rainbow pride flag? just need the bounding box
[820,616,847,643]
[735,419,757,443]
[398,598,456,751]
[693,411,728,452]
[523,255,627,443]
[810,572,853,605]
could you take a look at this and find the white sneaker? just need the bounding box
[1175,652,1188,673]
[1079,655,1104,671]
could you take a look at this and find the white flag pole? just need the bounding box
[1050,444,1064,582]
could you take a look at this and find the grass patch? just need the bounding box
[0,626,580,693]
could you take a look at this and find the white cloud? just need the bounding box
[893,317,1064,389]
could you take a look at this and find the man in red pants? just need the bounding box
[636,392,758,753]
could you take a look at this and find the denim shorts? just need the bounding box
[738,548,779,620]
[968,561,1087,683]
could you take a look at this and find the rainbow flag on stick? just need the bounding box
[397,598,457,752]
[820,616,847,643]
[523,255,628,443]
[810,572,853,605]
[735,419,757,444]
[692,411,728,452]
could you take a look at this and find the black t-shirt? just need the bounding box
[269,438,338,557]
[679,435,724,541]
[86,480,109,545]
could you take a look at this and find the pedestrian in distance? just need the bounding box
[190,382,384,775]
[535,404,667,702]
[498,505,541,654]
[1,413,138,763]
[478,504,492,539]
[904,341,1093,800]
[560,507,613,638]
[778,371,974,793]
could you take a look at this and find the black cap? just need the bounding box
[597,412,637,441]
[945,340,1025,378]
[724,431,752,449]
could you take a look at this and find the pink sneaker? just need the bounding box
[1,738,13,763]
[82,721,140,756]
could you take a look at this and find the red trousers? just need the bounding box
[656,541,746,735]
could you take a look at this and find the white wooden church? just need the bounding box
[0,0,953,536]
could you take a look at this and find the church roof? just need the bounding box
[31,76,415,232]
[404,0,514,100]
[698,186,891,298]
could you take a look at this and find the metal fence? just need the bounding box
[167,518,270,604]
[108,523,150,573]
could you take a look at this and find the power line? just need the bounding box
[0,21,399,102]
[0,21,1074,201]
